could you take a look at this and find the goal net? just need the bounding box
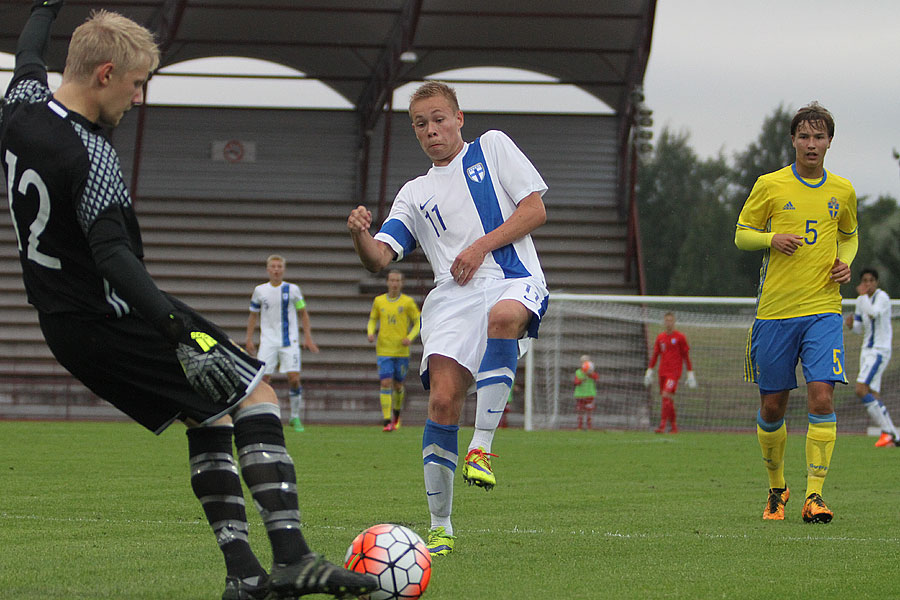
[524,294,900,434]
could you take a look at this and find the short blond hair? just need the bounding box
[64,10,160,81]
[408,81,459,115]
[266,254,285,266]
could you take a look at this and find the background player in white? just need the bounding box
[245,255,319,432]
[844,268,900,447]
[347,81,549,556]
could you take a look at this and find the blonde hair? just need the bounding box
[266,254,285,266]
[408,81,459,114]
[64,10,160,81]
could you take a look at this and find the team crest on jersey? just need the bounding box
[466,162,485,183]
[828,197,839,219]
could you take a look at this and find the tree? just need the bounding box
[636,128,702,294]
[668,155,748,295]
[731,104,796,200]
[847,195,900,298]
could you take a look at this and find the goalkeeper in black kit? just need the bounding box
[0,3,375,599]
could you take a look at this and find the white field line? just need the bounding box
[2,512,899,544]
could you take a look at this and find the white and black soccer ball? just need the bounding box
[344,524,432,600]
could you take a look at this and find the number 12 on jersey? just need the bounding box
[5,149,61,269]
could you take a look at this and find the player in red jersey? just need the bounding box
[644,312,696,433]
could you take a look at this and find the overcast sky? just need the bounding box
[642,0,900,201]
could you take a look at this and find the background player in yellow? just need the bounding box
[735,102,857,524]
[367,270,421,431]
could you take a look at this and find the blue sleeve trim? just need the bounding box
[379,218,417,259]
[736,223,766,232]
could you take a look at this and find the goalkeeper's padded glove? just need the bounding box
[686,370,697,389]
[643,368,653,387]
[32,0,64,16]
[159,312,242,405]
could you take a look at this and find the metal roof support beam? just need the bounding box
[145,0,189,56]
[356,0,422,133]
[355,0,422,205]
[130,0,188,200]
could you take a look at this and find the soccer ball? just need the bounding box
[344,524,432,600]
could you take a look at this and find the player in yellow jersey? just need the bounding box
[736,102,858,523]
[367,271,421,431]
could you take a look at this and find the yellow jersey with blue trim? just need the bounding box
[368,293,421,357]
[736,164,857,319]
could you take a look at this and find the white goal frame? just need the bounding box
[523,293,900,432]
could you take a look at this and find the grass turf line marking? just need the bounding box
[4,512,898,544]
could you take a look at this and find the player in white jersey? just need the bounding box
[844,268,900,447]
[246,255,319,432]
[348,82,549,556]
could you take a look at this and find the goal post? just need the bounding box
[524,294,900,434]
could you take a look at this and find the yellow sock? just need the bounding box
[806,416,837,498]
[380,388,392,421]
[392,386,406,411]
[757,421,787,490]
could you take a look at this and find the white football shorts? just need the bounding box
[258,342,302,375]
[419,276,548,386]
[857,347,891,393]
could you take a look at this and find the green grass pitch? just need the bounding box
[1,421,898,599]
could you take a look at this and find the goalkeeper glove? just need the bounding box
[643,368,653,387]
[32,0,64,16]
[159,312,242,405]
[686,370,697,388]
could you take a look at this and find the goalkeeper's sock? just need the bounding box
[668,399,678,431]
[234,403,310,564]
[658,398,672,431]
[380,387,392,422]
[805,413,836,498]
[470,338,517,454]
[289,386,303,421]
[423,419,457,535]
[186,425,266,580]
[662,397,676,429]
[756,411,787,490]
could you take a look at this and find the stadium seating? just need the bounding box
[0,192,637,424]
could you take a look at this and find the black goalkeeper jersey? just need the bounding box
[1,69,145,317]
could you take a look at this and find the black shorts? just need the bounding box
[38,296,265,434]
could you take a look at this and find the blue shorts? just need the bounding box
[746,313,846,394]
[377,356,409,382]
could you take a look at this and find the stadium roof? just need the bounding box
[0,0,657,127]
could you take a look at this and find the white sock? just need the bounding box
[289,387,302,420]
[423,420,458,535]
[470,338,517,454]
[879,401,899,438]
